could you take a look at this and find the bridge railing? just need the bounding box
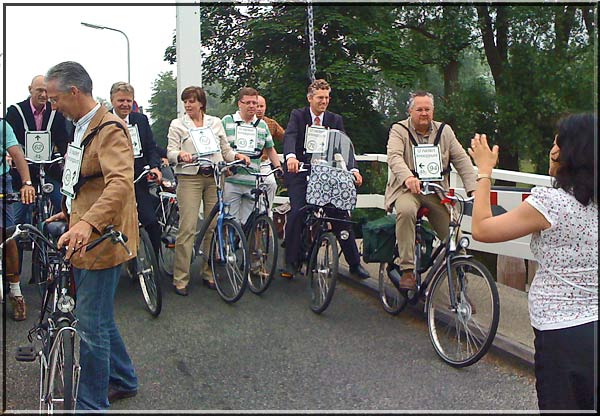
[274,153,552,261]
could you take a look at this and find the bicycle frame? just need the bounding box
[403,182,473,309]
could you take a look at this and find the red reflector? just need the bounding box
[490,192,498,206]
[522,193,531,201]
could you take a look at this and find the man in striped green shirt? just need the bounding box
[221,87,282,224]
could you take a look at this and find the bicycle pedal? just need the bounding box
[15,345,37,362]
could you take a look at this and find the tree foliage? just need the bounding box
[147,71,177,148]
[160,4,596,174]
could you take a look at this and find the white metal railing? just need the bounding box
[274,153,552,260]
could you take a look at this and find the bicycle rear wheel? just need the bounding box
[211,219,249,303]
[308,232,338,314]
[137,228,162,317]
[378,262,408,315]
[247,214,278,294]
[426,257,499,367]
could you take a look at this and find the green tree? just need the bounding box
[147,71,177,149]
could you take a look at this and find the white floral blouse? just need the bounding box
[525,186,598,330]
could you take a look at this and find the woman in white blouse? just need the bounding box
[167,86,249,295]
[469,113,597,411]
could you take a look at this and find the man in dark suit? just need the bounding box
[5,74,70,222]
[282,79,370,279]
[110,81,162,255]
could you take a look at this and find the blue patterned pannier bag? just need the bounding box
[306,163,357,211]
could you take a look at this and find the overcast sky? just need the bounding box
[1,1,177,116]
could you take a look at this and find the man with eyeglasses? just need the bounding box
[281,79,370,280]
[221,87,282,224]
[385,90,477,290]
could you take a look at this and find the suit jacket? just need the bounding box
[66,106,138,269]
[283,107,345,165]
[111,110,161,176]
[5,99,70,185]
[384,118,477,212]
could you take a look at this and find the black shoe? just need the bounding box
[174,286,188,296]
[108,384,137,402]
[349,263,370,279]
[202,279,216,290]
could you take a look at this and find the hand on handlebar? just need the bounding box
[404,176,421,194]
[286,157,300,174]
[57,220,93,259]
[235,153,251,166]
[148,167,162,184]
[352,171,363,187]
[178,151,194,163]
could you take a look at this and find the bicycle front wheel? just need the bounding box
[378,262,408,315]
[158,202,179,277]
[42,328,79,412]
[247,215,278,294]
[426,258,500,367]
[211,219,249,303]
[137,228,162,317]
[308,232,338,314]
[32,244,50,299]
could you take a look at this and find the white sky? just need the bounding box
[1,1,177,117]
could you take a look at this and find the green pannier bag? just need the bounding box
[362,214,397,263]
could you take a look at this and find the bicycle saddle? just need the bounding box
[44,221,68,239]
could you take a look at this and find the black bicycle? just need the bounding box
[153,161,178,278]
[123,165,162,317]
[24,155,64,298]
[378,182,500,367]
[241,163,282,295]
[3,222,129,412]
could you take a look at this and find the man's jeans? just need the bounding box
[73,265,137,410]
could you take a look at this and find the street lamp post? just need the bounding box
[81,22,130,84]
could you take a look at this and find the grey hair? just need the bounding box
[45,61,93,95]
[407,90,434,112]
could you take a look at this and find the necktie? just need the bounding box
[314,116,321,126]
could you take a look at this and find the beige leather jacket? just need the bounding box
[384,118,477,212]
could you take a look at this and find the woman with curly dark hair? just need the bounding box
[468,113,597,411]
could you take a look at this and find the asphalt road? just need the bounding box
[2,252,538,412]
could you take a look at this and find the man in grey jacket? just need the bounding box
[384,91,477,289]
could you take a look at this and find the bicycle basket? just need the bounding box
[361,214,396,263]
[306,164,357,210]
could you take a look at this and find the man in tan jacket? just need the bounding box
[45,61,139,410]
[385,91,477,289]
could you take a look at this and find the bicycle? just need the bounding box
[153,162,179,278]
[124,165,162,317]
[378,181,500,367]
[2,222,129,412]
[24,155,64,298]
[293,128,360,314]
[185,157,250,303]
[240,163,282,295]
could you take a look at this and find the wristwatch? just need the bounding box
[22,180,33,187]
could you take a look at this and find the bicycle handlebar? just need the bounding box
[25,155,64,165]
[0,192,21,203]
[133,165,158,184]
[181,157,246,173]
[421,182,474,203]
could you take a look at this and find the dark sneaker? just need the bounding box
[108,384,137,402]
[349,264,370,279]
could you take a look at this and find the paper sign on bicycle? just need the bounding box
[25,131,51,162]
[128,125,143,158]
[304,126,328,154]
[189,127,220,156]
[234,125,258,155]
[61,144,83,199]
[412,144,443,181]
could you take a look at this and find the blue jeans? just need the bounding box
[1,173,15,227]
[73,265,138,410]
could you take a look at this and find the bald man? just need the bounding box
[6,74,70,222]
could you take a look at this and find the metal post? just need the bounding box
[81,22,131,83]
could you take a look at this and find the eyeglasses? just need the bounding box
[48,91,68,105]
[239,100,258,106]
